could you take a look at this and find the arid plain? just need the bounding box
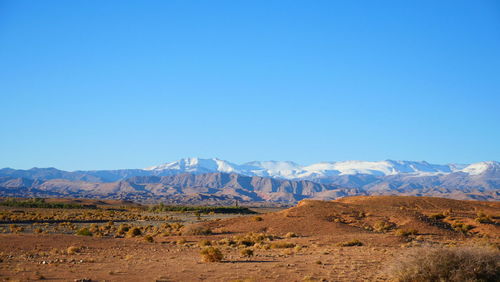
[0,196,498,281]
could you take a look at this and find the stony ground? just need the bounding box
[0,196,498,281]
[0,234,399,281]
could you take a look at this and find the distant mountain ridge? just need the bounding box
[145,158,494,179]
[0,158,498,202]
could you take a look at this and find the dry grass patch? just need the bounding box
[67,246,81,255]
[126,227,142,238]
[338,239,363,247]
[270,242,295,249]
[240,248,254,257]
[198,239,212,247]
[144,235,154,243]
[200,247,224,262]
[395,229,418,237]
[183,225,212,235]
[76,227,92,236]
[386,246,499,281]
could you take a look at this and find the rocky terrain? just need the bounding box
[0,196,498,281]
[1,158,498,202]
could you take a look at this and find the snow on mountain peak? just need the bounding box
[145,158,498,179]
[459,161,499,176]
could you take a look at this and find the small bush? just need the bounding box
[76,228,92,236]
[253,216,263,221]
[67,246,80,255]
[183,225,212,235]
[386,246,499,281]
[395,229,418,237]
[285,232,298,238]
[144,235,154,243]
[200,247,223,262]
[240,248,254,257]
[198,239,212,247]
[373,221,394,232]
[476,212,494,224]
[270,242,295,249]
[429,213,446,220]
[452,223,474,234]
[338,239,363,247]
[126,227,142,238]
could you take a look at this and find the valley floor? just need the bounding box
[1,233,399,281]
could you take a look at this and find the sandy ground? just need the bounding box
[0,234,399,282]
[0,196,498,281]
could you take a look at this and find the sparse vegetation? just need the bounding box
[144,235,154,243]
[0,198,96,209]
[67,246,81,255]
[126,227,142,238]
[183,225,212,235]
[373,220,394,232]
[270,242,295,249]
[198,239,212,247]
[451,222,474,234]
[429,212,447,220]
[76,227,92,236]
[476,212,494,224]
[338,239,363,247]
[240,248,254,257]
[386,246,500,282]
[149,204,256,214]
[395,229,418,237]
[200,247,224,262]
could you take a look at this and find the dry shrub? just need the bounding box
[183,225,212,235]
[117,224,130,234]
[198,239,212,247]
[253,216,263,221]
[240,248,254,257]
[476,212,494,224]
[386,246,499,282]
[451,223,474,234]
[373,221,394,232]
[76,227,92,236]
[144,235,154,243]
[429,213,446,220]
[285,232,298,238]
[338,239,363,247]
[270,242,295,249]
[126,227,142,238]
[67,246,80,255]
[395,229,418,237]
[200,247,223,262]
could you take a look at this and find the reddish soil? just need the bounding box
[0,196,498,281]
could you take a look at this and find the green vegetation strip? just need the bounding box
[149,204,256,214]
[0,198,96,209]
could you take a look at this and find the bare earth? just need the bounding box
[0,196,498,281]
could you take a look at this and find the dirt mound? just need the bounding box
[204,196,499,243]
[335,195,499,212]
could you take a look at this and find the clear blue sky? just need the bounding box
[1,0,499,170]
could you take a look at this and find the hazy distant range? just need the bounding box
[1,158,498,203]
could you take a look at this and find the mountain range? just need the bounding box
[1,158,498,203]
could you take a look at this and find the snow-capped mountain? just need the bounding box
[144,158,496,179]
[145,158,241,174]
[1,158,498,202]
